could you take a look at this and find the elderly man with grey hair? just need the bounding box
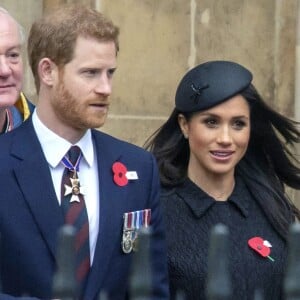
[0,6,34,134]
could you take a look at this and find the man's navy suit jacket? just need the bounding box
[0,118,169,300]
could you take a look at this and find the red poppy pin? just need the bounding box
[248,237,274,262]
[112,162,138,187]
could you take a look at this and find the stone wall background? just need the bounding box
[3,0,300,204]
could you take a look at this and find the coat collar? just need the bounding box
[175,176,250,219]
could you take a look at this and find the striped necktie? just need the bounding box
[61,146,90,297]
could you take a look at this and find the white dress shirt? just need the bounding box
[32,111,99,264]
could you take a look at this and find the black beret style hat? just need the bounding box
[175,60,253,112]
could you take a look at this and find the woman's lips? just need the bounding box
[210,150,234,160]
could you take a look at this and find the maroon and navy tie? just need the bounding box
[61,146,90,297]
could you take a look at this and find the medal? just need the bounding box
[121,209,151,254]
[61,151,85,203]
[64,171,85,203]
[122,230,134,253]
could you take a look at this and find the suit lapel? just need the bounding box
[11,119,64,260]
[84,131,128,299]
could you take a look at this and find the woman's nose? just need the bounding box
[216,126,232,145]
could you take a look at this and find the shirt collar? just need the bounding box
[177,176,250,219]
[3,109,10,133]
[32,110,94,168]
[14,92,31,121]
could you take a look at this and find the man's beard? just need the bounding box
[52,80,108,131]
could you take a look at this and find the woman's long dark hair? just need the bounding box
[145,84,300,239]
[144,108,190,186]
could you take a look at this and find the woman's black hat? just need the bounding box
[175,60,253,112]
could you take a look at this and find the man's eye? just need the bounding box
[8,52,21,62]
[82,69,101,77]
[107,68,116,77]
[85,70,97,75]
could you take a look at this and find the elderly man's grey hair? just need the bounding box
[0,6,25,44]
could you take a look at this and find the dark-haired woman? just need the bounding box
[145,60,300,300]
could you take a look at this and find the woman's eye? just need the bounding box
[233,120,246,129]
[204,118,218,127]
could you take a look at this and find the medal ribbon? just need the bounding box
[61,151,82,173]
[123,209,151,230]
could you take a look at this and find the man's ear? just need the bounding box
[37,58,58,87]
